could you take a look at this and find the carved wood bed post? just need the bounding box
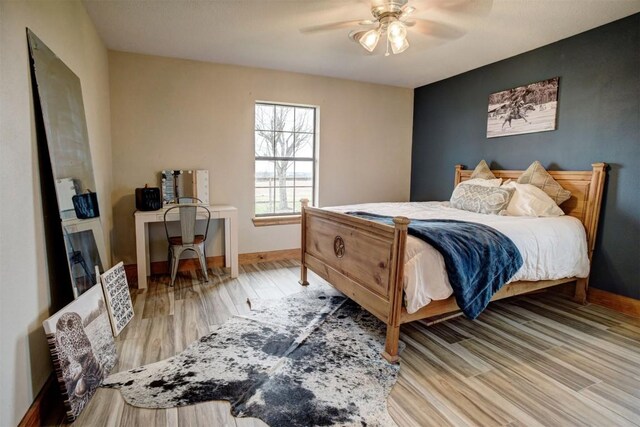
[299,198,310,286]
[454,164,464,187]
[574,162,607,304]
[382,216,410,363]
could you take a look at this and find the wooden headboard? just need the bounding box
[454,163,607,257]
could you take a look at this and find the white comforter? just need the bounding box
[327,202,590,314]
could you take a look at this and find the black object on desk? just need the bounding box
[136,185,162,211]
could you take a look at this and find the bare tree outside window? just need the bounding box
[255,103,316,216]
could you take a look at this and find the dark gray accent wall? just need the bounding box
[411,14,639,299]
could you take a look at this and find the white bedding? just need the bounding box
[327,202,590,314]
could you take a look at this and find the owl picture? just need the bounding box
[44,285,117,422]
[55,312,104,416]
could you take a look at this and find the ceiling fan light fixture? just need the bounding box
[390,36,409,54]
[359,28,381,52]
[387,20,407,45]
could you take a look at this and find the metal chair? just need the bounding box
[63,229,95,294]
[165,196,207,270]
[164,203,211,286]
[170,196,203,204]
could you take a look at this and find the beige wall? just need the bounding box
[0,1,112,425]
[109,52,413,264]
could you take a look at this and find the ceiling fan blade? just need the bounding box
[300,20,375,34]
[405,18,465,39]
[415,0,493,16]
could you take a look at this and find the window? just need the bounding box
[254,102,316,217]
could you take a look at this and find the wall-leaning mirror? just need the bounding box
[28,30,108,298]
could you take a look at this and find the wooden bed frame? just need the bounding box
[299,163,606,363]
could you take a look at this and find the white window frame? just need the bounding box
[253,101,319,221]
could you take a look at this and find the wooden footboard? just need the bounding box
[300,163,607,363]
[299,200,408,362]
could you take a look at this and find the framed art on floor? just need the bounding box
[42,285,117,422]
[100,261,134,337]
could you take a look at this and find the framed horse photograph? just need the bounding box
[486,77,559,138]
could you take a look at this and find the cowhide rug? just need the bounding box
[103,291,403,426]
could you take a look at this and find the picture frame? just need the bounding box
[42,284,117,422]
[100,261,134,337]
[487,77,559,138]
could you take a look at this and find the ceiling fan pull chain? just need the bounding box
[385,36,390,56]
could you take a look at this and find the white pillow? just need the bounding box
[459,178,503,188]
[502,182,565,217]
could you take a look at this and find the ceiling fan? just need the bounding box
[301,0,479,56]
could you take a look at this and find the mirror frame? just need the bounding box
[28,29,108,298]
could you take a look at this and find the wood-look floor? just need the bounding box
[68,260,640,427]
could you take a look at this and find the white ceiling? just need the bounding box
[83,0,640,88]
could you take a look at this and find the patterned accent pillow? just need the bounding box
[450,184,515,215]
[460,177,503,187]
[469,160,496,180]
[517,161,572,205]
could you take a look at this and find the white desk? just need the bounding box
[134,205,238,289]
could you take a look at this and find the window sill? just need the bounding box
[252,215,301,227]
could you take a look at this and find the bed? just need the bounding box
[298,163,606,363]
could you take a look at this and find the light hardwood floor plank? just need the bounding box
[418,320,471,344]
[176,401,236,427]
[515,299,640,350]
[502,302,640,363]
[388,381,454,427]
[577,302,640,327]
[173,296,209,353]
[401,323,484,378]
[451,318,597,392]
[71,388,124,427]
[400,348,514,426]
[580,381,640,424]
[546,345,640,399]
[140,314,175,365]
[474,310,561,351]
[472,353,631,427]
[523,319,640,375]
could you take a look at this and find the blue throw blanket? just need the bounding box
[347,212,523,319]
